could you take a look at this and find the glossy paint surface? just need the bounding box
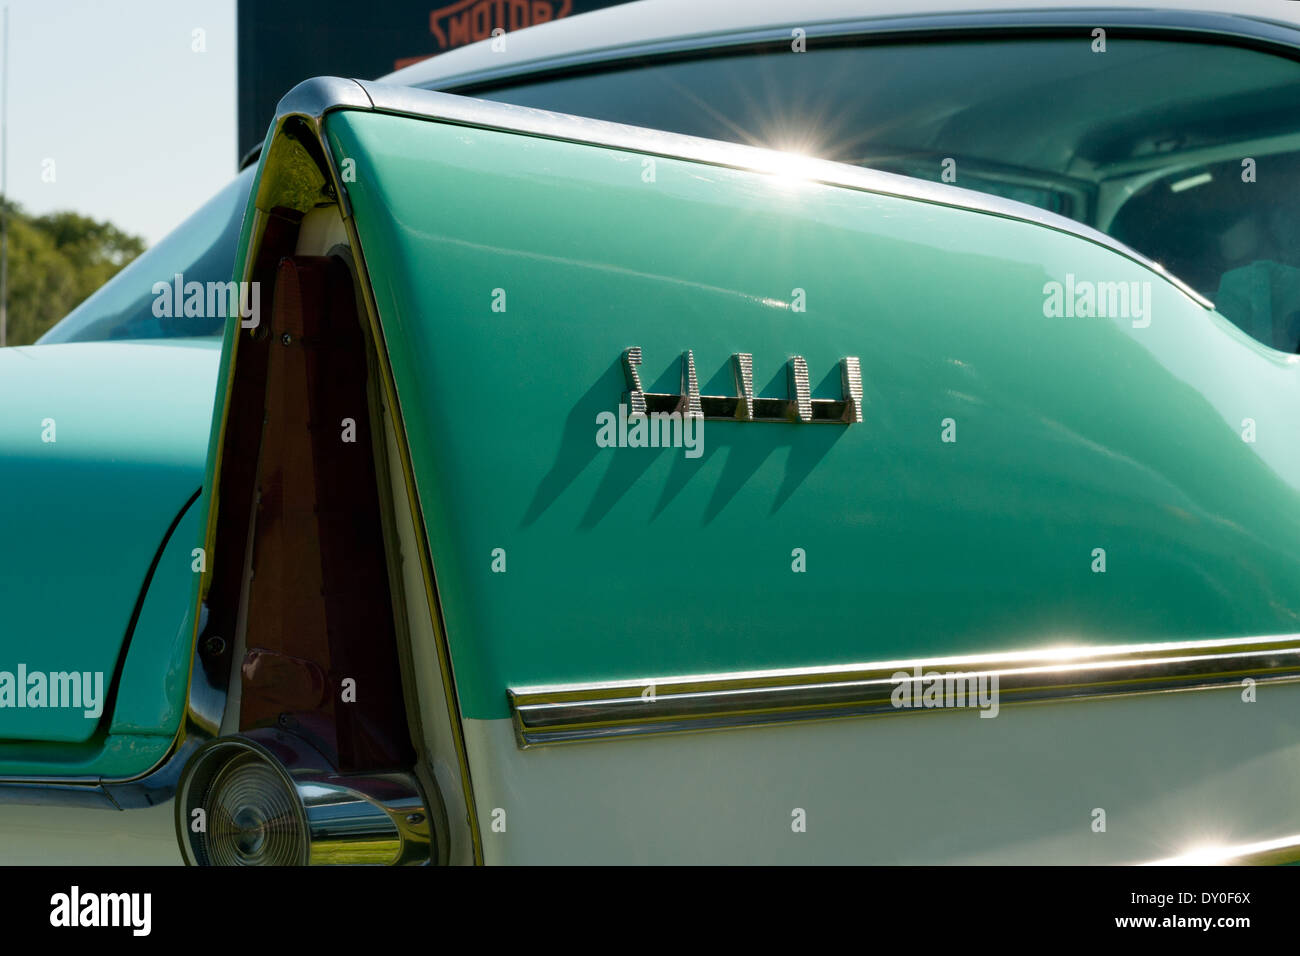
[0,340,218,760]
[109,499,201,736]
[329,109,1300,722]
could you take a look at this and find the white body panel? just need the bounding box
[0,803,180,865]
[465,682,1300,864]
[2,671,1296,864]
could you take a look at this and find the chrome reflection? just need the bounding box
[1144,833,1300,866]
[510,634,1300,747]
[175,730,432,866]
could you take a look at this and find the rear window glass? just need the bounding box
[40,167,253,344]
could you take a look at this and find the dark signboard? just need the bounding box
[237,0,627,163]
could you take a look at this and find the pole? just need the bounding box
[1,7,9,348]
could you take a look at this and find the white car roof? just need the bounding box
[381,0,1300,90]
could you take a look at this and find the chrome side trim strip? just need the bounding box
[508,635,1300,748]
[352,78,1212,309]
[1144,832,1300,866]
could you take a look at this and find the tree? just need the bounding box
[1,199,146,346]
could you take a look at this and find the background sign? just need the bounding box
[237,0,626,163]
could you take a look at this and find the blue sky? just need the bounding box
[6,0,237,245]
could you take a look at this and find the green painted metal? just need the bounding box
[0,734,174,780]
[327,109,1300,722]
[0,339,218,764]
[110,499,201,736]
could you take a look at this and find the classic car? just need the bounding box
[3,0,1300,865]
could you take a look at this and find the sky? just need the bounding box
[6,0,237,245]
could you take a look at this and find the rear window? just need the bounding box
[40,167,253,344]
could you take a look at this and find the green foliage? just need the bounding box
[0,199,145,346]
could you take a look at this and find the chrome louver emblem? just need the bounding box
[622,347,863,424]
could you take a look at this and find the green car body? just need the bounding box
[0,341,215,769]
[5,2,1300,864]
[333,109,1300,722]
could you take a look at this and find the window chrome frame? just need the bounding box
[423,8,1300,102]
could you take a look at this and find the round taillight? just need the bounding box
[175,732,433,866]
